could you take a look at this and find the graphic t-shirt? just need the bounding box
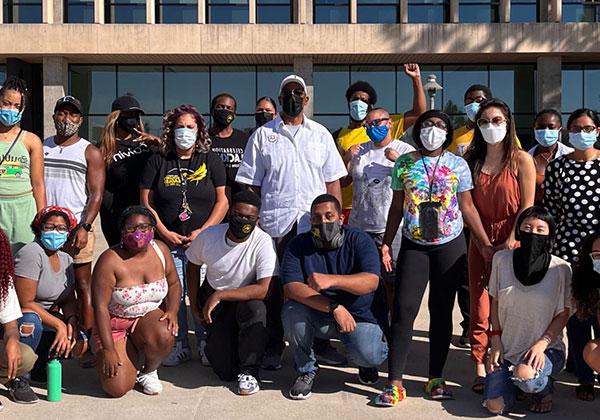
[140,151,226,236]
[391,151,473,245]
[0,132,30,195]
[210,128,249,197]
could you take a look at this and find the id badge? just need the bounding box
[418,201,441,241]
[178,205,192,222]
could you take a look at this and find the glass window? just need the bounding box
[158,0,198,23]
[117,66,163,115]
[313,115,348,133]
[65,0,95,22]
[408,0,449,23]
[510,0,537,22]
[357,0,398,23]
[207,0,248,23]
[562,1,600,22]
[443,65,487,112]
[583,65,600,112]
[0,65,6,83]
[561,65,583,113]
[107,0,146,23]
[459,0,499,23]
[164,66,210,112]
[210,66,255,115]
[256,65,293,106]
[257,0,291,23]
[3,0,42,23]
[70,65,118,115]
[314,66,349,114]
[314,0,349,23]
[397,65,442,112]
[351,65,396,111]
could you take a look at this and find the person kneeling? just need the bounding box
[186,191,278,396]
[281,194,388,400]
[92,206,181,397]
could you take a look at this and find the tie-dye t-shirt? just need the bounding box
[391,151,473,245]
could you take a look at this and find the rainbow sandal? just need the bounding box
[425,378,453,400]
[374,385,407,407]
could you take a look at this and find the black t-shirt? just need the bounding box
[140,151,226,235]
[210,128,249,196]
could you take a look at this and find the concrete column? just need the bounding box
[549,0,561,22]
[400,0,407,24]
[249,0,256,23]
[94,0,105,23]
[42,57,69,139]
[43,0,54,23]
[198,0,206,23]
[0,1,4,23]
[306,0,313,24]
[499,0,509,22]
[293,56,314,118]
[147,0,155,23]
[350,0,357,23]
[536,56,562,112]
[450,0,459,23]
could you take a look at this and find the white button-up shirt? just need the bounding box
[236,115,347,238]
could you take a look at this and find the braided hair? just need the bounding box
[0,228,15,306]
[0,76,29,110]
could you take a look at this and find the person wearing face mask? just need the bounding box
[0,76,46,253]
[528,109,573,205]
[91,206,181,397]
[464,98,536,394]
[251,96,278,134]
[375,111,492,406]
[542,107,600,402]
[485,207,571,415]
[13,206,83,385]
[281,194,388,400]
[209,93,250,199]
[236,75,347,371]
[99,95,160,247]
[140,104,228,367]
[185,191,278,395]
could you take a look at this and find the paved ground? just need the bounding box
[2,227,599,419]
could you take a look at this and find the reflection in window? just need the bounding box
[314,0,349,23]
[257,65,293,103]
[106,0,146,23]
[408,0,449,23]
[3,0,42,23]
[459,0,499,23]
[510,0,537,22]
[207,0,248,23]
[118,66,163,115]
[257,0,291,23]
[70,65,118,115]
[211,66,255,114]
[158,0,197,23]
[352,66,396,111]
[561,64,600,115]
[562,0,600,22]
[65,0,95,22]
[164,66,209,111]
[357,0,398,23]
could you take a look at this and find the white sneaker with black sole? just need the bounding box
[237,373,260,395]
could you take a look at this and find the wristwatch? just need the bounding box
[80,223,92,232]
[328,301,340,314]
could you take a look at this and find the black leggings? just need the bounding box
[388,233,466,381]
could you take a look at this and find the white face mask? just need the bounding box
[420,126,447,151]
[174,127,197,150]
[480,124,507,145]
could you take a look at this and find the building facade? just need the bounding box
[0,0,599,146]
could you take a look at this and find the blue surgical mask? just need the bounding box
[593,258,600,275]
[349,100,369,122]
[569,131,597,151]
[366,124,389,143]
[464,102,480,122]
[0,108,22,127]
[40,231,68,251]
[534,129,560,148]
[174,127,197,151]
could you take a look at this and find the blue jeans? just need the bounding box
[17,312,56,373]
[484,348,565,411]
[281,300,388,374]
[171,247,205,348]
[567,314,600,384]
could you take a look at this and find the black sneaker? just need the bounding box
[7,377,39,404]
[314,342,347,366]
[29,366,47,385]
[358,367,379,385]
[289,370,318,400]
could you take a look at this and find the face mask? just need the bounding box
[592,258,600,275]
[229,215,256,240]
[117,116,140,135]
[480,124,507,145]
[350,100,369,122]
[40,231,68,251]
[54,118,82,137]
[420,126,447,151]
[255,111,274,127]
[212,109,235,127]
[311,222,344,250]
[282,93,304,118]
[569,131,597,151]
[464,102,480,122]
[534,129,560,148]
[512,231,551,286]
[122,229,154,250]
[366,124,389,144]
[174,127,197,151]
[0,108,22,127]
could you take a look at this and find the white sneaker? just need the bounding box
[136,370,162,395]
[237,373,260,396]
[198,340,210,366]
[163,342,191,367]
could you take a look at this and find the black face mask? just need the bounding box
[255,111,274,127]
[282,93,304,118]
[311,222,344,250]
[117,116,140,135]
[228,215,256,240]
[212,109,235,127]
[512,231,552,286]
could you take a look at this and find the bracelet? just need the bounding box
[541,334,552,345]
[486,329,502,337]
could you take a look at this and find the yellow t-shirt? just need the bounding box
[336,114,405,209]
[447,125,522,157]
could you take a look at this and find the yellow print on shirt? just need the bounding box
[162,163,207,187]
[187,163,207,183]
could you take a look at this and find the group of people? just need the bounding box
[0,63,600,415]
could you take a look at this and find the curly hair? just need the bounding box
[0,228,15,306]
[345,81,377,105]
[572,231,600,320]
[160,104,211,155]
[0,75,28,111]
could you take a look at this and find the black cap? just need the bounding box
[111,95,145,114]
[54,95,83,114]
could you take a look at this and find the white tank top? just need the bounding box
[43,136,91,222]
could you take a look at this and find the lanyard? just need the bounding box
[420,151,443,201]
[176,157,191,210]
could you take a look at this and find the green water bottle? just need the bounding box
[47,357,62,402]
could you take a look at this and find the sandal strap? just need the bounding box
[425,378,446,393]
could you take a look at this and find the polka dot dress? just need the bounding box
[542,156,600,264]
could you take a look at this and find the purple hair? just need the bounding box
[160,104,211,155]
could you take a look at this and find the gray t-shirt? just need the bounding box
[14,241,75,310]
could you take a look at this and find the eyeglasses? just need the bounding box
[41,223,69,233]
[422,120,448,130]
[123,223,153,233]
[477,117,507,129]
[569,125,597,134]
[590,252,600,261]
[281,88,305,97]
[365,118,390,129]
